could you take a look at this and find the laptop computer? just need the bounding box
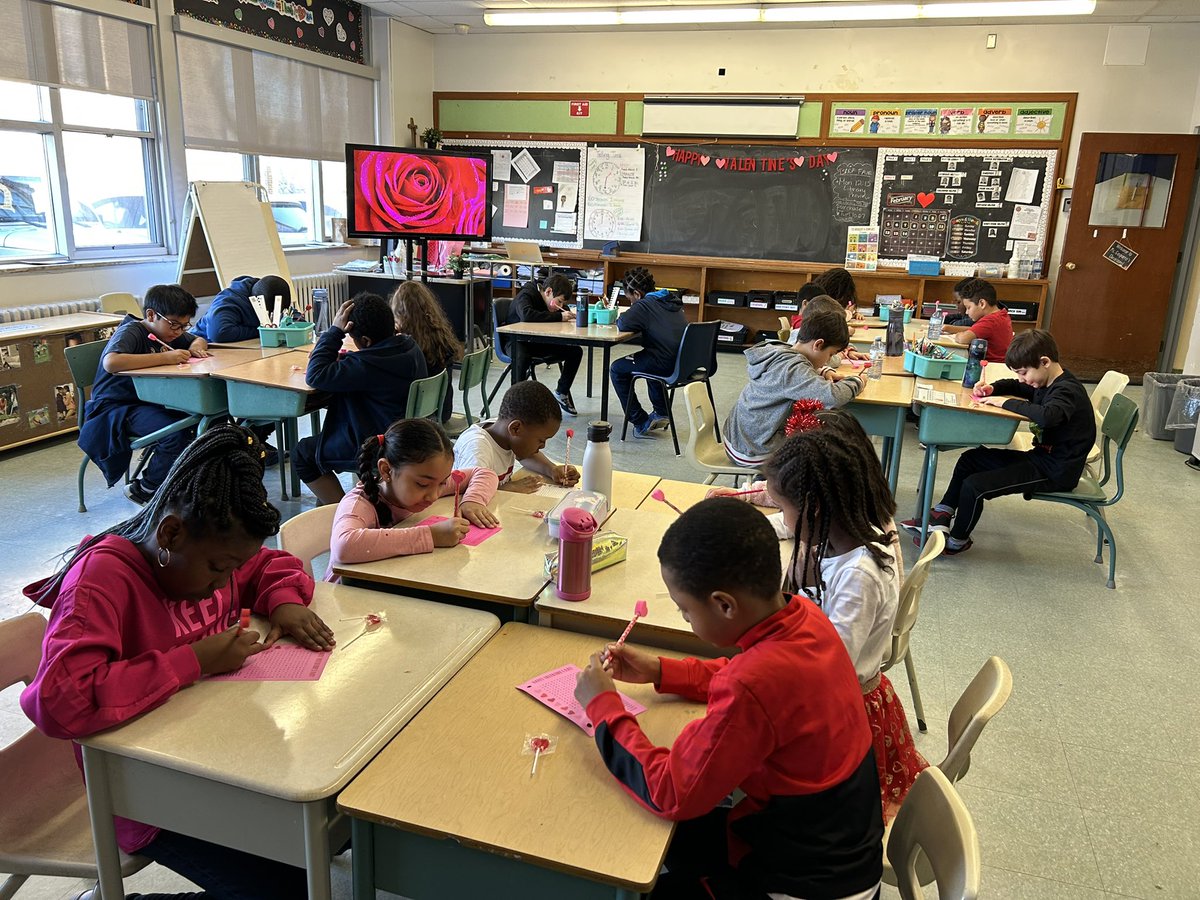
[503,240,544,265]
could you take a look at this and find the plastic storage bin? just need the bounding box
[773,291,800,312]
[1142,373,1200,440]
[709,290,747,308]
[593,307,619,326]
[747,290,774,309]
[904,349,968,381]
[259,323,314,348]
[878,305,914,324]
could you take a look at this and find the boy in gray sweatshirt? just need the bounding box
[723,309,864,467]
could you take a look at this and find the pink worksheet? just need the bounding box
[208,644,331,682]
[416,515,501,547]
[517,665,646,737]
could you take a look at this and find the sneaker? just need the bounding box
[647,413,670,432]
[263,443,281,468]
[555,390,578,416]
[943,538,973,556]
[900,509,952,533]
[124,479,154,505]
[633,418,658,438]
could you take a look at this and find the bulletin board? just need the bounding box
[444,140,587,249]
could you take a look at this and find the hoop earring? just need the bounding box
[157,546,171,568]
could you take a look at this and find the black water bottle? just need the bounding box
[885,302,905,357]
[963,339,988,388]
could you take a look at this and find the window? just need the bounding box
[0,131,55,260]
[262,156,317,246]
[320,160,347,240]
[184,149,247,182]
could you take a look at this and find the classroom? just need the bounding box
[2,1,1200,898]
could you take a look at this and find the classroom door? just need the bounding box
[1050,132,1200,381]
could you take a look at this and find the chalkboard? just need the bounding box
[445,140,586,249]
[871,147,1057,266]
[175,0,365,64]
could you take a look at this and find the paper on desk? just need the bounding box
[518,665,646,737]
[416,515,501,547]
[534,482,573,499]
[208,644,330,682]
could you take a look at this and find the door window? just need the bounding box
[1088,152,1176,229]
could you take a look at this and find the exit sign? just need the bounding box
[570,100,590,117]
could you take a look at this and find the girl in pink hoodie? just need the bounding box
[21,423,334,900]
[326,417,500,581]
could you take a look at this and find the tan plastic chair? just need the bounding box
[0,614,147,897]
[881,531,945,732]
[98,292,140,316]
[278,505,338,579]
[777,315,791,342]
[681,381,758,486]
[886,767,981,900]
[883,656,1012,887]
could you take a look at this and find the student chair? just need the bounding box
[278,504,338,579]
[619,321,720,456]
[1024,393,1138,589]
[776,315,791,343]
[881,531,945,733]
[65,341,201,513]
[98,292,140,316]
[882,656,1012,888]
[485,297,562,406]
[0,614,148,898]
[444,345,493,437]
[886,768,981,900]
[405,369,449,421]
[681,381,757,486]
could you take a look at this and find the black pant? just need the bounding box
[940,447,1056,541]
[512,341,581,395]
[611,352,671,427]
[138,828,307,899]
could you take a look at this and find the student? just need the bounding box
[78,284,209,505]
[453,380,579,492]
[942,277,1013,362]
[298,293,427,505]
[789,267,861,332]
[943,278,975,327]
[763,422,927,822]
[507,273,580,415]
[326,418,499,581]
[390,280,463,424]
[723,309,864,468]
[574,499,883,900]
[902,329,1096,554]
[20,424,334,900]
[193,274,291,343]
[608,266,687,438]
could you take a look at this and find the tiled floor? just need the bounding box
[2,349,1198,899]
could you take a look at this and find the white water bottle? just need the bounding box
[928,306,945,341]
[869,337,884,380]
[581,421,613,502]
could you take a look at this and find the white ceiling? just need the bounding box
[358,0,1200,35]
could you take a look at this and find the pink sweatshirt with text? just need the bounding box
[19,535,314,853]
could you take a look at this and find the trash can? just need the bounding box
[1166,377,1200,453]
[1142,373,1200,440]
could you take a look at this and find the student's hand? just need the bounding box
[706,486,740,499]
[459,501,499,528]
[555,464,580,487]
[845,347,870,361]
[976,396,1007,408]
[602,644,662,686]
[192,625,263,675]
[332,299,355,332]
[164,348,192,365]
[503,474,543,493]
[189,338,210,358]
[972,383,995,399]
[431,516,470,547]
[265,602,336,651]
[574,652,617,707]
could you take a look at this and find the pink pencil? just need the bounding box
[722,487,765,498]
[604,600,649,664]
[564,428,574,469]
[650,489,683,515]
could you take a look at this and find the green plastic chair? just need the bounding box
[65,341,201,513]
[1025,392,1138,589]
[404,369,449,421]
[444,346,493,437]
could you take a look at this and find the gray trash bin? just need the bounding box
[1142,373,1200,440]
[1166,378,1200,453]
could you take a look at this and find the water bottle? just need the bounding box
[311,288,328,332]
[575,297,588,328]
[556,507,597,601]
[581,421,613,502]
[963,338,989,389]
[869,337,884,380]
[885,302,905,357]
[927,306,945,341]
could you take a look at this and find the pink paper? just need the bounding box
[517,664,646,737]
[416,515,500,547]
[208,644,330,682]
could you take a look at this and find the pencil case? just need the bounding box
[547,490,609,539]
[544,532,629,579]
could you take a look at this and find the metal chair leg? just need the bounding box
[903,650,928,732]
[666,388,681,456]
[77,457,89,513]
[487,363,513,405]
[705,379,720,443]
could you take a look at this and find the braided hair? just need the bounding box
[623,266,656,298]
[356,418,453,526]
[41,424,279,603]
[762,416,897,605]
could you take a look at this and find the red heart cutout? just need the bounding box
[793,157,806,166]
[917,192,936,208]
[716,158,727,169]
[826,152,838,162]
[666,146,675,157]
[699,155,711,166]
[267,16,275,28]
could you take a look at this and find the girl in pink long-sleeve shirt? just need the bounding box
[326,417,500,581]
[20,424,334,900]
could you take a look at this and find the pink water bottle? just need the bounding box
[556,507,598,601]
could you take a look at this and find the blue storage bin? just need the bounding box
[904,349,967,380]
[259,323,314,348]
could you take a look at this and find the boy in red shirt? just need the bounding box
[575,499,883,899]
[944,277,1013,362]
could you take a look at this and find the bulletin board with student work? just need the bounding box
[444,140,587,249]
[871,148,1058,268]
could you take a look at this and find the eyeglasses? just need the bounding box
[159,316,190,333]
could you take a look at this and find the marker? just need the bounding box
[239,607,251,631]
[650,489,683,515]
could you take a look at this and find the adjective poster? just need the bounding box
[1015,108,1055,135]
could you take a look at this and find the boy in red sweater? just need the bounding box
[575,499,883,900]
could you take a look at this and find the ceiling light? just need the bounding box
[622,6,761,23]
[921,0,1096,16]
[763,3,919,22]
[483,9,621,26]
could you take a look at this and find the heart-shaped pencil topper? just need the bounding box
[651,489,665,502]
[634,600,648,617]
[566,428,574,438]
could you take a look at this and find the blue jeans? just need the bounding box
[138,828,308,900]
[125,405,195,491]
[610,354,671,427]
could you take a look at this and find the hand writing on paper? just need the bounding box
[975,396,1007,408]
[265,603,336,651]
[705,486,740,499]
[972,383,995,400]
[574,652,617,707]
[554,464,580,487]
[192,625,263,675]
[459,500,499,528]
[430,516,470,547]
[162,348,192,365]
[601,644,662,686]
[332,299,355,332]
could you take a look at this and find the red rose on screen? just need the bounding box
[355,151,487,237]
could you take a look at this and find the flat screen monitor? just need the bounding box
[346,143,492,241]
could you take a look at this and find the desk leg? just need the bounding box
[81,746,126,900]
[919,446,940,548]
[351,818,375,900]
[600,345,612,421]
[287,417,302,498]
[198,415,217,435]
[302,800,332,900]
[887,407,904,495]
[586,347,594,398]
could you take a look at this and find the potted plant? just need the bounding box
[421,127,442,149]
[447,253,466,276]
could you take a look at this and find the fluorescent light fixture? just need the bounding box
[763,3,919,22]
[483,9,621,26]
[921,0,1096,15]
[622,6,761,23]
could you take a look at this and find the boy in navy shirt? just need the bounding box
[297,292,427,504]
[193,274,291,343]
[78,284,209,504]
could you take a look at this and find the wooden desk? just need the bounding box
[122,347,269,431]
[847,375,917,494]
[81,582,500,900]
[207,338,297,356]
[338,623,705,900]
[332,489,560,620]
[511,469,660,512]
[498,321,635,421]
[838,354,910,377]
[851,326,962,352]
[638,477,771,516]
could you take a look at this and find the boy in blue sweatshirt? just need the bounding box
[193,274,291,343]
[609,266,688,438]
[297,292,427,504]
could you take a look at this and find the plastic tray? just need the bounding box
[904,349,967,381]
[259,323,314,348]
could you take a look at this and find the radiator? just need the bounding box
[292,273,349,309]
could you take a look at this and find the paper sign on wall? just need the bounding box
[583,146,645,242]
[502,183,529,228]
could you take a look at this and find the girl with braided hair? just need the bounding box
[20,423,333,898]
[390,280,463,424]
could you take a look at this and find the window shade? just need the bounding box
[178,34,375,161]
[0,0,153,98]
